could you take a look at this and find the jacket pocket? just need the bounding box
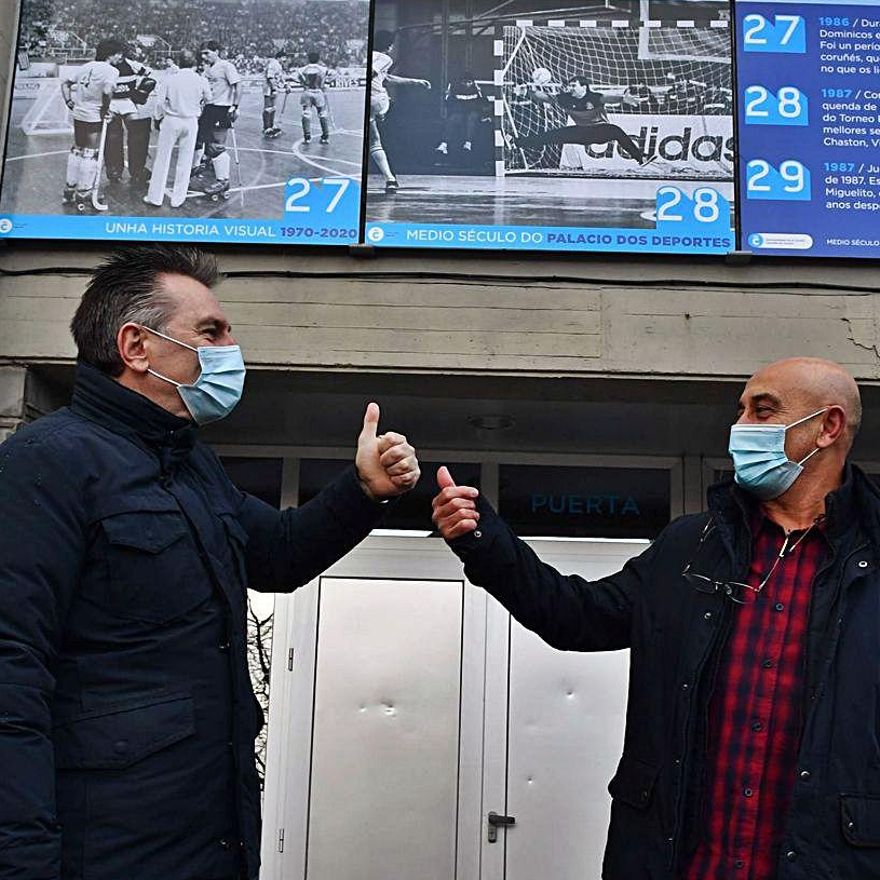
[95,510,212,623]
[54,691,195,770]
[608,754,659,810]
[841,794,880,846]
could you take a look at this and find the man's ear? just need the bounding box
[118,323,150,374]
[818,405,846,448]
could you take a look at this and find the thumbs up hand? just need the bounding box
[431,466,480,540]
[355,402,420,501]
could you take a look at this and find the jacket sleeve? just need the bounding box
[236,465,389,591]
[0,432,87,879]
[448,496,665,651]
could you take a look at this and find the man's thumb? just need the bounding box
[360,402,380,442]
[437,465,457,489]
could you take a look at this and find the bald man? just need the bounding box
[432,358,876,880]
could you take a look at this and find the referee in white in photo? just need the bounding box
[144,50,211,209]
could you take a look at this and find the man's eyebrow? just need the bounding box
[196,318,230,332]
[750,392,782,408]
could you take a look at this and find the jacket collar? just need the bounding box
[71,360,197,456]
[707,462,872,550]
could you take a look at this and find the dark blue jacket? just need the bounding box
[450,466,880,879]
[0,363,386,880]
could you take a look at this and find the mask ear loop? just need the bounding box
[140,325,200,389]
[785,406,829,431]
[796,445,821,468]
[147,368,183,388]
[139,324,199,353]
[786,407,830,467]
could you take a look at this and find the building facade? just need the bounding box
[3,2,880,878]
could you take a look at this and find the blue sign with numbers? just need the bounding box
[737,0,880,258]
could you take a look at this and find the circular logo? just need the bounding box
[0,218,13,235]
[749,233,764,248]
[366,226,385,243]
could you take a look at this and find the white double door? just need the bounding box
[261,535,646,880]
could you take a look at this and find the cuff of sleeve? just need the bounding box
[326,465,394,531]
[447,495,497,555]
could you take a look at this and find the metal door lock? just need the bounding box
[487,810,516,843]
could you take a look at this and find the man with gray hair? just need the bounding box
[0,244,420,880]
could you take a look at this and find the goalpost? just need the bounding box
[20,77,74,136]
[494,10,732,180]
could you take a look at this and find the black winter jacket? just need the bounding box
[0,363,387,880]
[450,466,880,879]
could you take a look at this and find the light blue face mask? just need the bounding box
[142,326,246,425]
[728,407,828,501]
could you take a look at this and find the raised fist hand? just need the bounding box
[355,403,420,500]
[431,466,480,540]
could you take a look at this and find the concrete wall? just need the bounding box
[3,246,880,383]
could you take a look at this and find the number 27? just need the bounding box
[285,178,351,213]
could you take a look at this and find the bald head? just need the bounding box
[741,357,861,452]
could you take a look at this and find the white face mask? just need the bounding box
[728,407,828,500]
[141,326,246,425]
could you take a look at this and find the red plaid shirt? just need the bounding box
[683,512,827,880]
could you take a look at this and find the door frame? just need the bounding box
[259,537,490,880]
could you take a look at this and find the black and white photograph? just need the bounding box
[364,0,736,255]
[0,0,369,244]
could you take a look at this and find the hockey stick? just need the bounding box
[324,90,336,133]
[229,123,244,207]
[91,116,110,212]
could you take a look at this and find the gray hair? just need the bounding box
[70,244,219,375]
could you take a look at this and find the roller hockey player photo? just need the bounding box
[0,0,370,232]
[365,0,734,239]
[298,50,331,145]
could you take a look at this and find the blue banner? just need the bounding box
[0,178,361,245]
[367,185,734,255]
[737,0,880,257]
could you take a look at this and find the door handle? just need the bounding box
[487,811,516,843]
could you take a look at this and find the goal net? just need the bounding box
[497,19,732,180]
[20,77,74,136]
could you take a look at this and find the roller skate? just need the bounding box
[263,126,283,139]
[385,177,399,193]
[303,133,312,144]
[187,166,214,196]
[73,190,97,213]
[62,185,76,205]
[320,134,330,145]
[202,178,230,202]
